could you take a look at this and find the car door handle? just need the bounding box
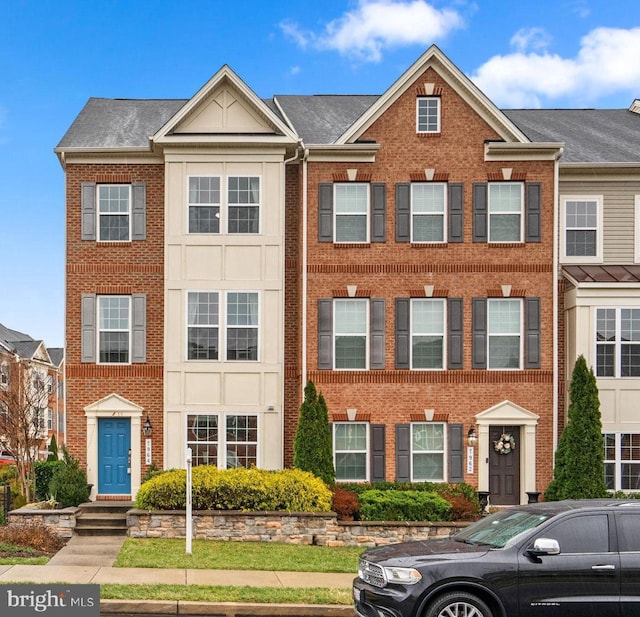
[591,565,616,571]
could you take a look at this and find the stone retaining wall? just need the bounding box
[8,507,79,539]
[7,507,468,546]
[126,510,467,546]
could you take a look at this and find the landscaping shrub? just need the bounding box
[34,461,62,501]
[331,486,360,521]
[48,450,89,508]
[135,467,332,512]
[0,523,66,555]
[359,489,451,522]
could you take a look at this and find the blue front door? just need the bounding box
[98,418,131,494]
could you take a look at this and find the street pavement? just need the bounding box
[0,534,356,616]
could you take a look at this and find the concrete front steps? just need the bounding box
[74,500,133,536]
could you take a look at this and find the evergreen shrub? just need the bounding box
[48,449,89,507]
[34,461,62,501]
[358,489,452,522]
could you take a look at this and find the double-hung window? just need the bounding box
[563,197,601,259]
[416,97,440,133]
[98,185,131,241]
[411,299,445,369]
[0,362,8,388]
[334,183,369,243]
[596,308,640,377]
[333,422,369,481]
[188,176,220,233]
[187,292,219,360]
[228,176,260,234]
[488,183,523,242]
[334,299,368,369]
[411,183,446,242]
[604,433,640,491]
[411,422,446,481]
[226,292,259,361]
[187,413,258,468]
[98,296,130,364]
[487,299,522,369]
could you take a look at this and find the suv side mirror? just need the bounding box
[527,538,560,557]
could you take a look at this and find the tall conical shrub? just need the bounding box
[293,381,335,485]
[545,355,608,500]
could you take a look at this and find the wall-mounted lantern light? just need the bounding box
[143,415,153,437]
[467,427,478,447]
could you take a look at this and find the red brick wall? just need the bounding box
[65,163,164,471]
[295,66,557,491]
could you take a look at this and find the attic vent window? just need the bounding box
[417,97,440,134]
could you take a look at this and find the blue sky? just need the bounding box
[1,0,638,349]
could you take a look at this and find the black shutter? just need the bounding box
[448,298,463,369]
[81,294,97,363]
[395,424,410,482]
[472,183,488,242]
[395,183,411,242]
[81,182,96,240]
[526,182,541,242]
[525,297,541,368]
[371,183,386,242]
[395,298,410,369]
[448,183,464,243]
[448,423,464,483]
[371,424,386,483]
[132,294,147,363]
[318,183,333,242]
[318,299,333,369]
[132,183,147,241]
[472,298,487,369]
[370,299,386,369]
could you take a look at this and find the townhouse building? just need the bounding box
[56,45,640,503]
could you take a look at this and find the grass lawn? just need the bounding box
[115,538,363,573]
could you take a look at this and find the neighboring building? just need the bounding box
[0,323,62,459]
[505,104,640,494]
[47,347,65,451]
[56,45,640,503]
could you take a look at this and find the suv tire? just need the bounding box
[425,591,494,617]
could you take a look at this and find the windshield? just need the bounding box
[454,509,551,548]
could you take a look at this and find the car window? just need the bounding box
[616,513,640,552]
[455,509,551,548]
[540,514,609,553]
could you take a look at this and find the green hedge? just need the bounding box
[34,461,63,501]
[358,489,452,522]
[135,467,332,512]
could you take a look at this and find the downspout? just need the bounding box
[301,147,309,398]
[552,148,563,461]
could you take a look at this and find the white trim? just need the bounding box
[416,97,441,134]
[96,184,132,243]
[186,174,222,235]
[560,195,604,263]
[410,298,446,370]
[185,291,220,362]
[333,298,370,370]
[487,182,524,244]
[410,182,447,243]
[333,421,370,482]
[225,290,261,362]
[487,298,523,370]
[410,421,447,482]
[96,295,132,365]
[333,182,370,244]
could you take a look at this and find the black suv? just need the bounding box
[353,499,640,617]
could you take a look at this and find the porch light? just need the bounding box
[143,415,153,436]
[467,427,478,446]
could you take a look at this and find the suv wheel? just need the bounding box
[425,591,494,617]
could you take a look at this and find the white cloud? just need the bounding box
[281,0,465,62]
[510,27,552,53]
[471,27,640,107]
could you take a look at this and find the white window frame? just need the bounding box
[227,175,261,235]
[225,291,260,362]
[0,362,8,388]
[187,175,221,234]
[487,298,523,370]
[97,184,131,242]
[186,413,259,469]
[333,421,369,482]
[333,183,370,244]
[411,183,447,243]
[47,408,53,431]
[333,298,369,370]
[186,291,220,361]
[411,298,446,370]
[604,432,640,492]
[595,307,640,378]
[410,422,447,482]
[225,414,259,469]
[488,182,524,243]
[416,97,441,134]
[634,195,640,263]
[561,195,603,263]
[97,295,132,365]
